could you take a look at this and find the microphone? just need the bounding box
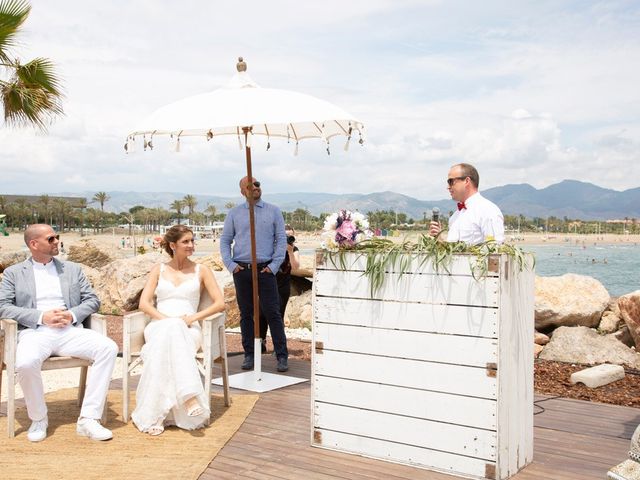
[431,207,440,223]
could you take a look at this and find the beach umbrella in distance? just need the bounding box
[127,57,365,392]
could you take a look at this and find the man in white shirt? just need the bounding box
[429,163,504,245]
[0,224,117,442]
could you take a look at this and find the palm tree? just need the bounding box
[52,198,70,232]
[38,194,52,224]
[182,195,197,223]
[224,201,235,211]
[0,0,64,130]
[204,204,217,223]
[170,200,184,224]
[92,191,110,212]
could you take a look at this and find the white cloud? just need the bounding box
[0,0,638,201]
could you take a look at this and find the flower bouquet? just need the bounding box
[322,209,371,250]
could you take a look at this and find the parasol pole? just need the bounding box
[243,126,262,380]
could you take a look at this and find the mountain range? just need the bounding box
[53,180,640,221]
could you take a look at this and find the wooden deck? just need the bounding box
[203,354,638,480]
[1,353,635,479]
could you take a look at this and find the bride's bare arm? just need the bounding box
[139,264,167,320]
[182,266,225,326]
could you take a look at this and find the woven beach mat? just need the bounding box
[0,388,258,480]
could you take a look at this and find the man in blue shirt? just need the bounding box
[220,176,289,372]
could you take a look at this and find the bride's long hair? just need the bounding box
[162,225,193,257]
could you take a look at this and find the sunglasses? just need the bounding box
[447,176,467,187]
[46,234,60,244]
[252,181,261,188]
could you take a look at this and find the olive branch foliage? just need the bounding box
[324,234,535,296]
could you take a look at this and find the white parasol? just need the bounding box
[127,57,365,392]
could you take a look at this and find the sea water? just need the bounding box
[525,243,640,297]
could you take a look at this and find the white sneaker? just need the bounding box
[76,418,113,441]
[27,417,48,442]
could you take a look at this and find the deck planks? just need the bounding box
[204,355,636,480]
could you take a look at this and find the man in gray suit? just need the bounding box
[0,224,117,442]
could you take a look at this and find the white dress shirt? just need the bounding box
[446,192,505,245]
[32,259,76,324]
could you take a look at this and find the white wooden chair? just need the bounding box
[0,314,109,438]
[121,292,230,424]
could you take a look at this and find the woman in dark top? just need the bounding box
[259,225,300,353]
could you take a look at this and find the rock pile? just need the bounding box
[0,250,28,272]
[195,254,224,271]
[534,275,640,368]
[91,252,164,314]
[67,240,114,268]
[535,274,609,330]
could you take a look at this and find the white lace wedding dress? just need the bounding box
[131,263,210,433]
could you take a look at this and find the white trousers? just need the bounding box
[16,325,118,421]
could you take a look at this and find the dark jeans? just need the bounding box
[233,268,288,359]
[259,273,291,341]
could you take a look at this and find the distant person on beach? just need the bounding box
[259,224,300,353]
[132,225,224,435]
[0,224,117,442]
[220,176,289,372]
[429,163,504,245]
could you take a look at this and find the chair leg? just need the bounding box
[0,328,5,404]
[122,369,130,423]
[7,355,15,438]
[5,324,16,439]
[78,366,88,407]
[218,325,231,407]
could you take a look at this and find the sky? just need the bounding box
[1,0,639,201]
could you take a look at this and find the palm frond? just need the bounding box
[0,0,30,63]
[1,57,64,130]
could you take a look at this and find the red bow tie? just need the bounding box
[457,202,466,211]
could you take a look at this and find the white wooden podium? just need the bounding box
[311,251,535,480]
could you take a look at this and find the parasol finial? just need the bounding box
[237,57,247,72]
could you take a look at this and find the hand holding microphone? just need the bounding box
[428,207,442,238]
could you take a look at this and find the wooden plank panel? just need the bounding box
[316,251,500,278]
[315,270,499,307]
[314,350,497,399]
[314,296,499,338]
[315,322,497,367]
[496,259,535,479]
[203,356,632,480]
[313,429,493,479]
[313,376,497,430]
[314,403,496,460]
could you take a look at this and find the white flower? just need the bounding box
[323,213,339,231]
[321,236,339,252]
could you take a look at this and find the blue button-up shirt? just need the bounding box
[220,199,286,275]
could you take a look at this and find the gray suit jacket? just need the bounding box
[0,257,100,330]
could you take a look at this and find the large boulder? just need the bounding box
[599,311,622,334]
[535,274,610,330]
[539,326,640,368]
[223,284,240,329]
[0,250,28,272]
[292,255,314,278]
[284,290,312,329]
[67,240,114,268]
[80,264,101,289]
[615,325,635,348]
[618,290,640,348]
[195,254,224,271]
[93,252,164,314]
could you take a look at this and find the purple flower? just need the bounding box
[336,219,357,242]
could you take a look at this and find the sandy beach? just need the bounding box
[2,229,639,256]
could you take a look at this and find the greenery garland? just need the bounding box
[323,234,535,296]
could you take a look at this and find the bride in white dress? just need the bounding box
[132,225,225,435]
